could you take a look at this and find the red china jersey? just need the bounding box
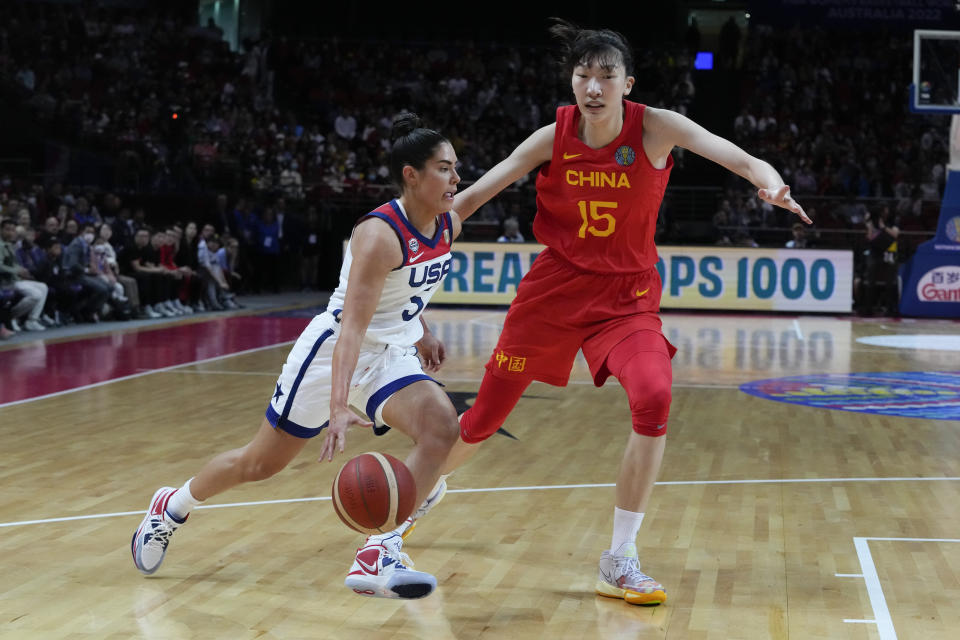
[533,101,673,273]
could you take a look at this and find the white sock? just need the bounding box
[610,507,645,554]
[166,478,203,521]
[427,473,449,500]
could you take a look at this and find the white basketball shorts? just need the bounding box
[266,311,435,438]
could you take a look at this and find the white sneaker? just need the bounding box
[398,478,446,540]
[9,318,22,332]
[157,302,176,317]
[24,319,47,331]
[596,543,666,606]
[131,487,187,575]
[344,533,436,599]
[143,305,162,319]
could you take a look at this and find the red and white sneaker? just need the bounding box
[596,543,667,606]
[131,487,187,575]
[344,534,437,599]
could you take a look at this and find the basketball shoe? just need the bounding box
[344,533,437,599]
[596,542,666,606]
[397,477,447,540]
[131,487,187,575]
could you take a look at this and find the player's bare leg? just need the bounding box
[380,380,459,508]
[616,432,666,513]
[190,417,310,500]
[596,432,669,606]
[344,380,458,600]
[132,417,308,575]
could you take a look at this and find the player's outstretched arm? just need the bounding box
[645,107,811,224]
[452,123,555,222]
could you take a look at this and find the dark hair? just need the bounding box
[388,112,448,189]
[548,17,634,77]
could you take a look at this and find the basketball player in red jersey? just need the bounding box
[399,20,811,606]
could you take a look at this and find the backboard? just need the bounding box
[910,29,960,114]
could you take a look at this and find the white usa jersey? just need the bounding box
[326,199,454,347]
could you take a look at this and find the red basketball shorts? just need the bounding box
[484,248,676,387]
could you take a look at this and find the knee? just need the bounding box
[418,403,460,453]
[627,378,672,437]
[459,404,505,444]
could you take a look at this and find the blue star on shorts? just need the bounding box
[273,383,284,402]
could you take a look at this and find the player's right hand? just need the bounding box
[318,407,373,462]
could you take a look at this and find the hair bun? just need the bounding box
[390,112,423,142]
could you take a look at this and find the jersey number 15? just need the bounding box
[577,200,618,238]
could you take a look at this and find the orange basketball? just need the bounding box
[332,452,417,535]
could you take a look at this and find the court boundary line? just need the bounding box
[849,536,960,640]
[2,476,958,529]
[0,341,296,409]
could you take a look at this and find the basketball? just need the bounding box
[332,452,417,535]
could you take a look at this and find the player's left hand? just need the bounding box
[415,333,447,373]
[758,185,811,224]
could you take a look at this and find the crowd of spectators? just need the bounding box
[712,23,949,245]
[0,3,698,209]
[0,183,268,337]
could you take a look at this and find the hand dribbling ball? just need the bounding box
[332,452,417,535]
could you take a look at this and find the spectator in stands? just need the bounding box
[155,228,193,315]
[16,227,45,277]
[861,206,900,316]
[172,222,204,310]
[254,206,281,293]
[62,223,112,322]
[92,223,137,309]
[62,219,79,246]
[43,216,63,244]
[217,235,244,295]
[785,222,810,249]
[124,228,174,319]
[33,236,76,324]
[496,217,525,243]
[73,197,101,227]
[198,233,239,310]
[1,218,49,331]
[712,199,733,246]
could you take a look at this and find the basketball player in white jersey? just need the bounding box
[131,112,463,600]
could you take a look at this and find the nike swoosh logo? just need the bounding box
[357,557,379,574]
[563,153,582,160]
[408,253,425,263]
[635,287,650,297]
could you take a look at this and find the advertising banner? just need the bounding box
[432,243,853,312]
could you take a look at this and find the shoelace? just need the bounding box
[145,518,176,549]
[614,555,657,587]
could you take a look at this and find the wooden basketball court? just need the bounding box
[1,308,958,639]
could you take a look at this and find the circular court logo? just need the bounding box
[740,372,960,420]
